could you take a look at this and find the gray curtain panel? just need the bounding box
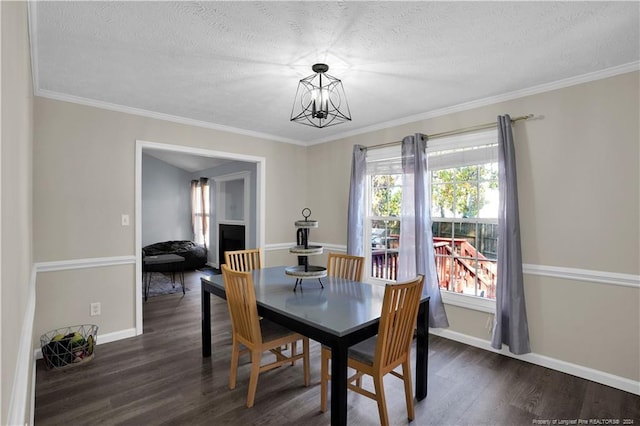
[347,145,366,256]
[491,115,531,355]
[399,134,449,328]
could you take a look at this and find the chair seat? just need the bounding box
[260,318,299,342]
[348,336,377,366]
[321,336,377,366]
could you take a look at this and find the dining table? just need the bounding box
[200,266,430,426]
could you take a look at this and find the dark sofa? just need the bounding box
[142,240,207,271]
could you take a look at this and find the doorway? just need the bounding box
[135,140,266,335]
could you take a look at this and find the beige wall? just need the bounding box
[32,97,309,341]
[1,1,34,424]
[33,100,309,262]
[308,72,640,381]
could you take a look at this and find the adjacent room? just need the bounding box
[2,2,639,425]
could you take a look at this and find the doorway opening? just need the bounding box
[135,140,266,335]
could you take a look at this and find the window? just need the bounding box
[429,131,498,300]
[365,146,402,283]
[365,130,499,302]
[191,178,210,248]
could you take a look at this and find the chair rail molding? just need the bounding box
[268,242,640,289]
[35,255,136,273]
[522,263,639,288]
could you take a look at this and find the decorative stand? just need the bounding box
[285,208,327,291]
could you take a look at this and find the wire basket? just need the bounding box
[40,324,98,370]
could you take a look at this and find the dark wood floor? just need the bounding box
[34,270,640,425]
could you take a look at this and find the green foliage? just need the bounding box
[432,164,497,217]
[371,163,497,219]
[371,175,402,217]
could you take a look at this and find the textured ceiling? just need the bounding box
[31,1,640,145]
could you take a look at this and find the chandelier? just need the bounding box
[290,63,351,128]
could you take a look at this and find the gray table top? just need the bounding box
[204,266,389,337]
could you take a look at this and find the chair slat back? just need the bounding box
[221,264,262,348]
[225,248,263,272]
[375,275,424,371]
[327,252,365,282]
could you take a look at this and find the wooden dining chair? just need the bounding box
[221,264,310,408]
[224,248,263,272]
[326,252,365,282]
[320,275,425,426]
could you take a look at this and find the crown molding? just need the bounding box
[33,61,638,149]
[34,89,307,147]
[306,61,640,146]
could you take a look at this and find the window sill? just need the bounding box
[441,291,496,314]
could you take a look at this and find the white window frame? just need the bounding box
[365,145,403,285]
[428,130,498,313]
[363,131,498,312]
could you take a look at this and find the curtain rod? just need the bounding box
[364,114,534,150]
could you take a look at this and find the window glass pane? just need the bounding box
[371,175,401,218]
[372,186,388,217]
[371,219,400,248]
[477,223,498,260]
[431,183,445,218]
[432,168,453,184]
[432,221,453,239]
[452,222,473,255]
[455,166,478,182]
[477,259,497,298]
[479,162,498,181]
[430,147,499,298]
[454,181,478,218]
[431,182,456,218]
[370,219,400,281]
[478,182,499,218]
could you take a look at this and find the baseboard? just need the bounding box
[429,328,640,396]
[33,327,137,360]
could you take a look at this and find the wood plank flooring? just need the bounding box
[34,270,640,425]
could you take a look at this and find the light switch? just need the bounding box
[121,214,130,226]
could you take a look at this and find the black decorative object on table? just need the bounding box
[285,208,327,291]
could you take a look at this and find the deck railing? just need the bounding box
[371,238,497,298]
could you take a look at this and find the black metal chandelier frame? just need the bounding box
[290,63,352,128]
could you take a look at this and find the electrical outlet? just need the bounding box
[90,302,101,316]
